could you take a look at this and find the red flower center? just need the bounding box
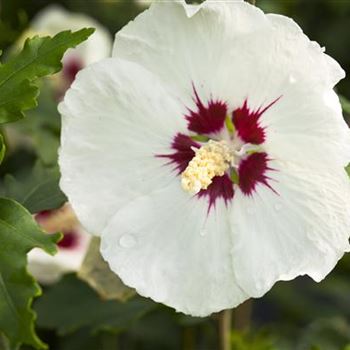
[158,86,280,211]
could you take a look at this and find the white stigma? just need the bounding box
[181,140,234,195]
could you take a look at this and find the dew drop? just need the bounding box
[119,234,137,248]
[274,203,282,212]
[199,228,207,237]
[289,75,296,84]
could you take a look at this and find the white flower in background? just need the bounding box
[28,204,90,284]
[59,0,350,316]
[21,5,112,93]
[134,0,153,9]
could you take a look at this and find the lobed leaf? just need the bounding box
[0,198,61,349]
[0,28,94,124]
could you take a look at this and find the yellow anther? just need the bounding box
[181,140,233,194]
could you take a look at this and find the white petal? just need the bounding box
[112,1,343,112]
[112,0,349,169]
[112,0,268,106]
[59,58,188,235]
[100,181,247,317]
[230,161,350,298]
[28,231,90,284]
[266,13,345,87]
[263,89,350,169]
[258,14,350,169]
[31,5,112,65]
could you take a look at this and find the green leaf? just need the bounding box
[35,274,155,336]
[2,161,67,214]
[11,79,61,165]
[345,164,350,179]
[33,128,60,165]
[0,198,61,349]
[0,28,94,124]
[57,328,114,350]
[230,329,278,350]
[340,95,350,115]
[78,237,135,302]
[0,134,6,164]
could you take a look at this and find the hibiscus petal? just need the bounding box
[157,133,199,174]
[238,152,275,196]
[100,181,247,317]
[113,1,349,169]
[112,0,266,108]
[198,174,234,213]
[231,161,350,298]
[262,88,350,170]
[59,58,188,235]
[185,87,228,135]
[28,229,90,284]
[112,1,343,112]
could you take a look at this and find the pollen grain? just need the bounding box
[181,140,233,194]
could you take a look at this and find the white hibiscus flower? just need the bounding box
[28,204,90,284]
[58,0,350,316]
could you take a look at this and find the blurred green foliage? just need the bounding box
[1,0,350,349]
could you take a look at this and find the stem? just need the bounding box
[183,327,196,350]
[234,299,253,331]
[218,309,232,350]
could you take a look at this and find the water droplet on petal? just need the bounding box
[119,234,137,248]
[200,228,207,237]
[274,203,282,212]
[289,75,296,84]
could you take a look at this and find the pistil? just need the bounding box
[181,140,234,194]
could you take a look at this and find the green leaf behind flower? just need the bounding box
[0,198,61,349]
[0,28,94,124]
[340,95,350,116]
[345,164,350,179]
[0,134,6,165]
[35,274,155,336]
[2,161,66,214]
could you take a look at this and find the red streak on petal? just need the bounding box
[185,86,227,135]
[198,174,234,213]
[157,133,200,174]
[233,97,281,145]
[58,230,80,250]
[238,152,276,196]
